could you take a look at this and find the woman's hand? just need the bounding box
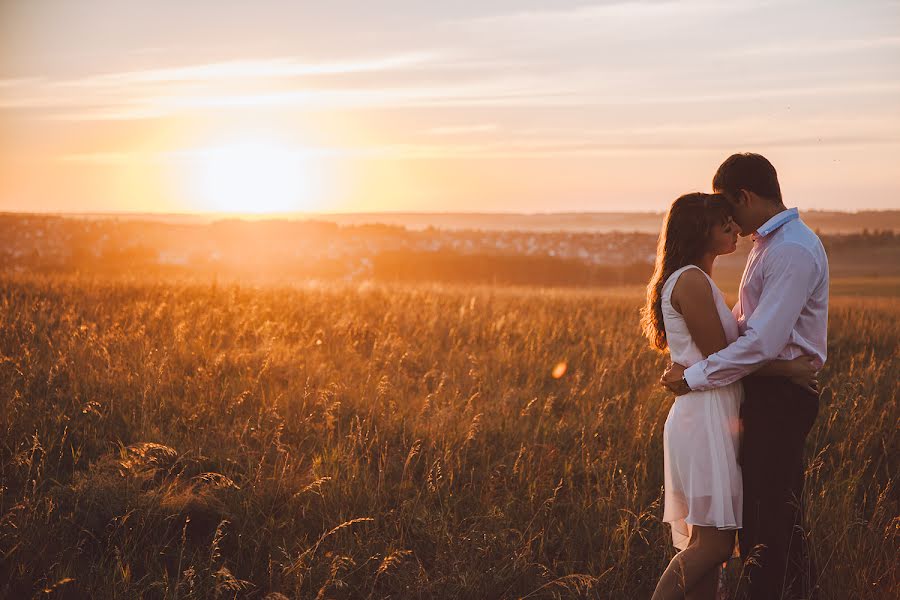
[784,355,819,394]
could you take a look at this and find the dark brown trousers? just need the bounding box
[737,375,819,600]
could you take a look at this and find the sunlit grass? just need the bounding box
[0,274,895,598]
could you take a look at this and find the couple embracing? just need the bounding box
[643,153,828,600]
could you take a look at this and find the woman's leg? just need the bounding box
[652,526,735,600]
[684,565,719,600]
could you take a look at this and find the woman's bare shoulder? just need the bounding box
[670,267,714,310]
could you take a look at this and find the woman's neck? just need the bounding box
[696,254,715,276]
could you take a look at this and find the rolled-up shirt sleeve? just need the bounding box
[683,242,819,391]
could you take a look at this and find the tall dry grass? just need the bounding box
[0,273,896,599]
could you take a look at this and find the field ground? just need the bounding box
[825,276,900,298]
[0,273,896,599]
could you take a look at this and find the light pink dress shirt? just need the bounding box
[683,208,829,391]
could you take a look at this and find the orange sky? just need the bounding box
[2,0,899,214]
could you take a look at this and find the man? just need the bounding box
[661,153,828,599]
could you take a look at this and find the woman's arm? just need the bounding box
[757,357,811,377]
[671,268,727,358]
[756,355,819,393]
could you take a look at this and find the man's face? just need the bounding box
[719,190,754,236]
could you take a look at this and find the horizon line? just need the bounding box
[3,208,899,219]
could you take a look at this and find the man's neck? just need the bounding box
[762,203,788,221]
[752,203,788,233]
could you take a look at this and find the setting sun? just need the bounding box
[186,137,315,214]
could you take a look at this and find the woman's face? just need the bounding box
[707,216,741,255]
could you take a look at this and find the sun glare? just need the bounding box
[188,137,315,214]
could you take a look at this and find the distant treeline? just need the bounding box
[373,251,654,287]
[14,248,657,288]
[820,229,896,250]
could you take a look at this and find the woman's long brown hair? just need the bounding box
[640,192,734,351]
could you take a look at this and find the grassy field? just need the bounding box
[0,273,896,599]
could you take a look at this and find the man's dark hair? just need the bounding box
[712,153,782,203]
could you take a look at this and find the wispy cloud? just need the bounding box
[1,72,575,120]
[51,53,440,87]
[15,73,900,122]
[59,152,142,165]
[59,111,900,166]
[0,52,553,120]
[458,0,776,33]
[425,124,499,135]
[730,35,900,57]
[2,1,898,125]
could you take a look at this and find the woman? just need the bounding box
[641,193,817,600]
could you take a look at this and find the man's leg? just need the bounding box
[737,379,769,598]
[785,386,819,599]
[738,377,818,600]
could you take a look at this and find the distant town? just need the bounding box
[2,212,897,288]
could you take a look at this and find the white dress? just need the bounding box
[661,265,744,550]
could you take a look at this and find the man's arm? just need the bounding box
[681,243,820,392]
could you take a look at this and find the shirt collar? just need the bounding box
[753,207,799,240]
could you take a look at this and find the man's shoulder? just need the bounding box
[793,216,820,238]
[764,221,829,282]
[781,218,827,258]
